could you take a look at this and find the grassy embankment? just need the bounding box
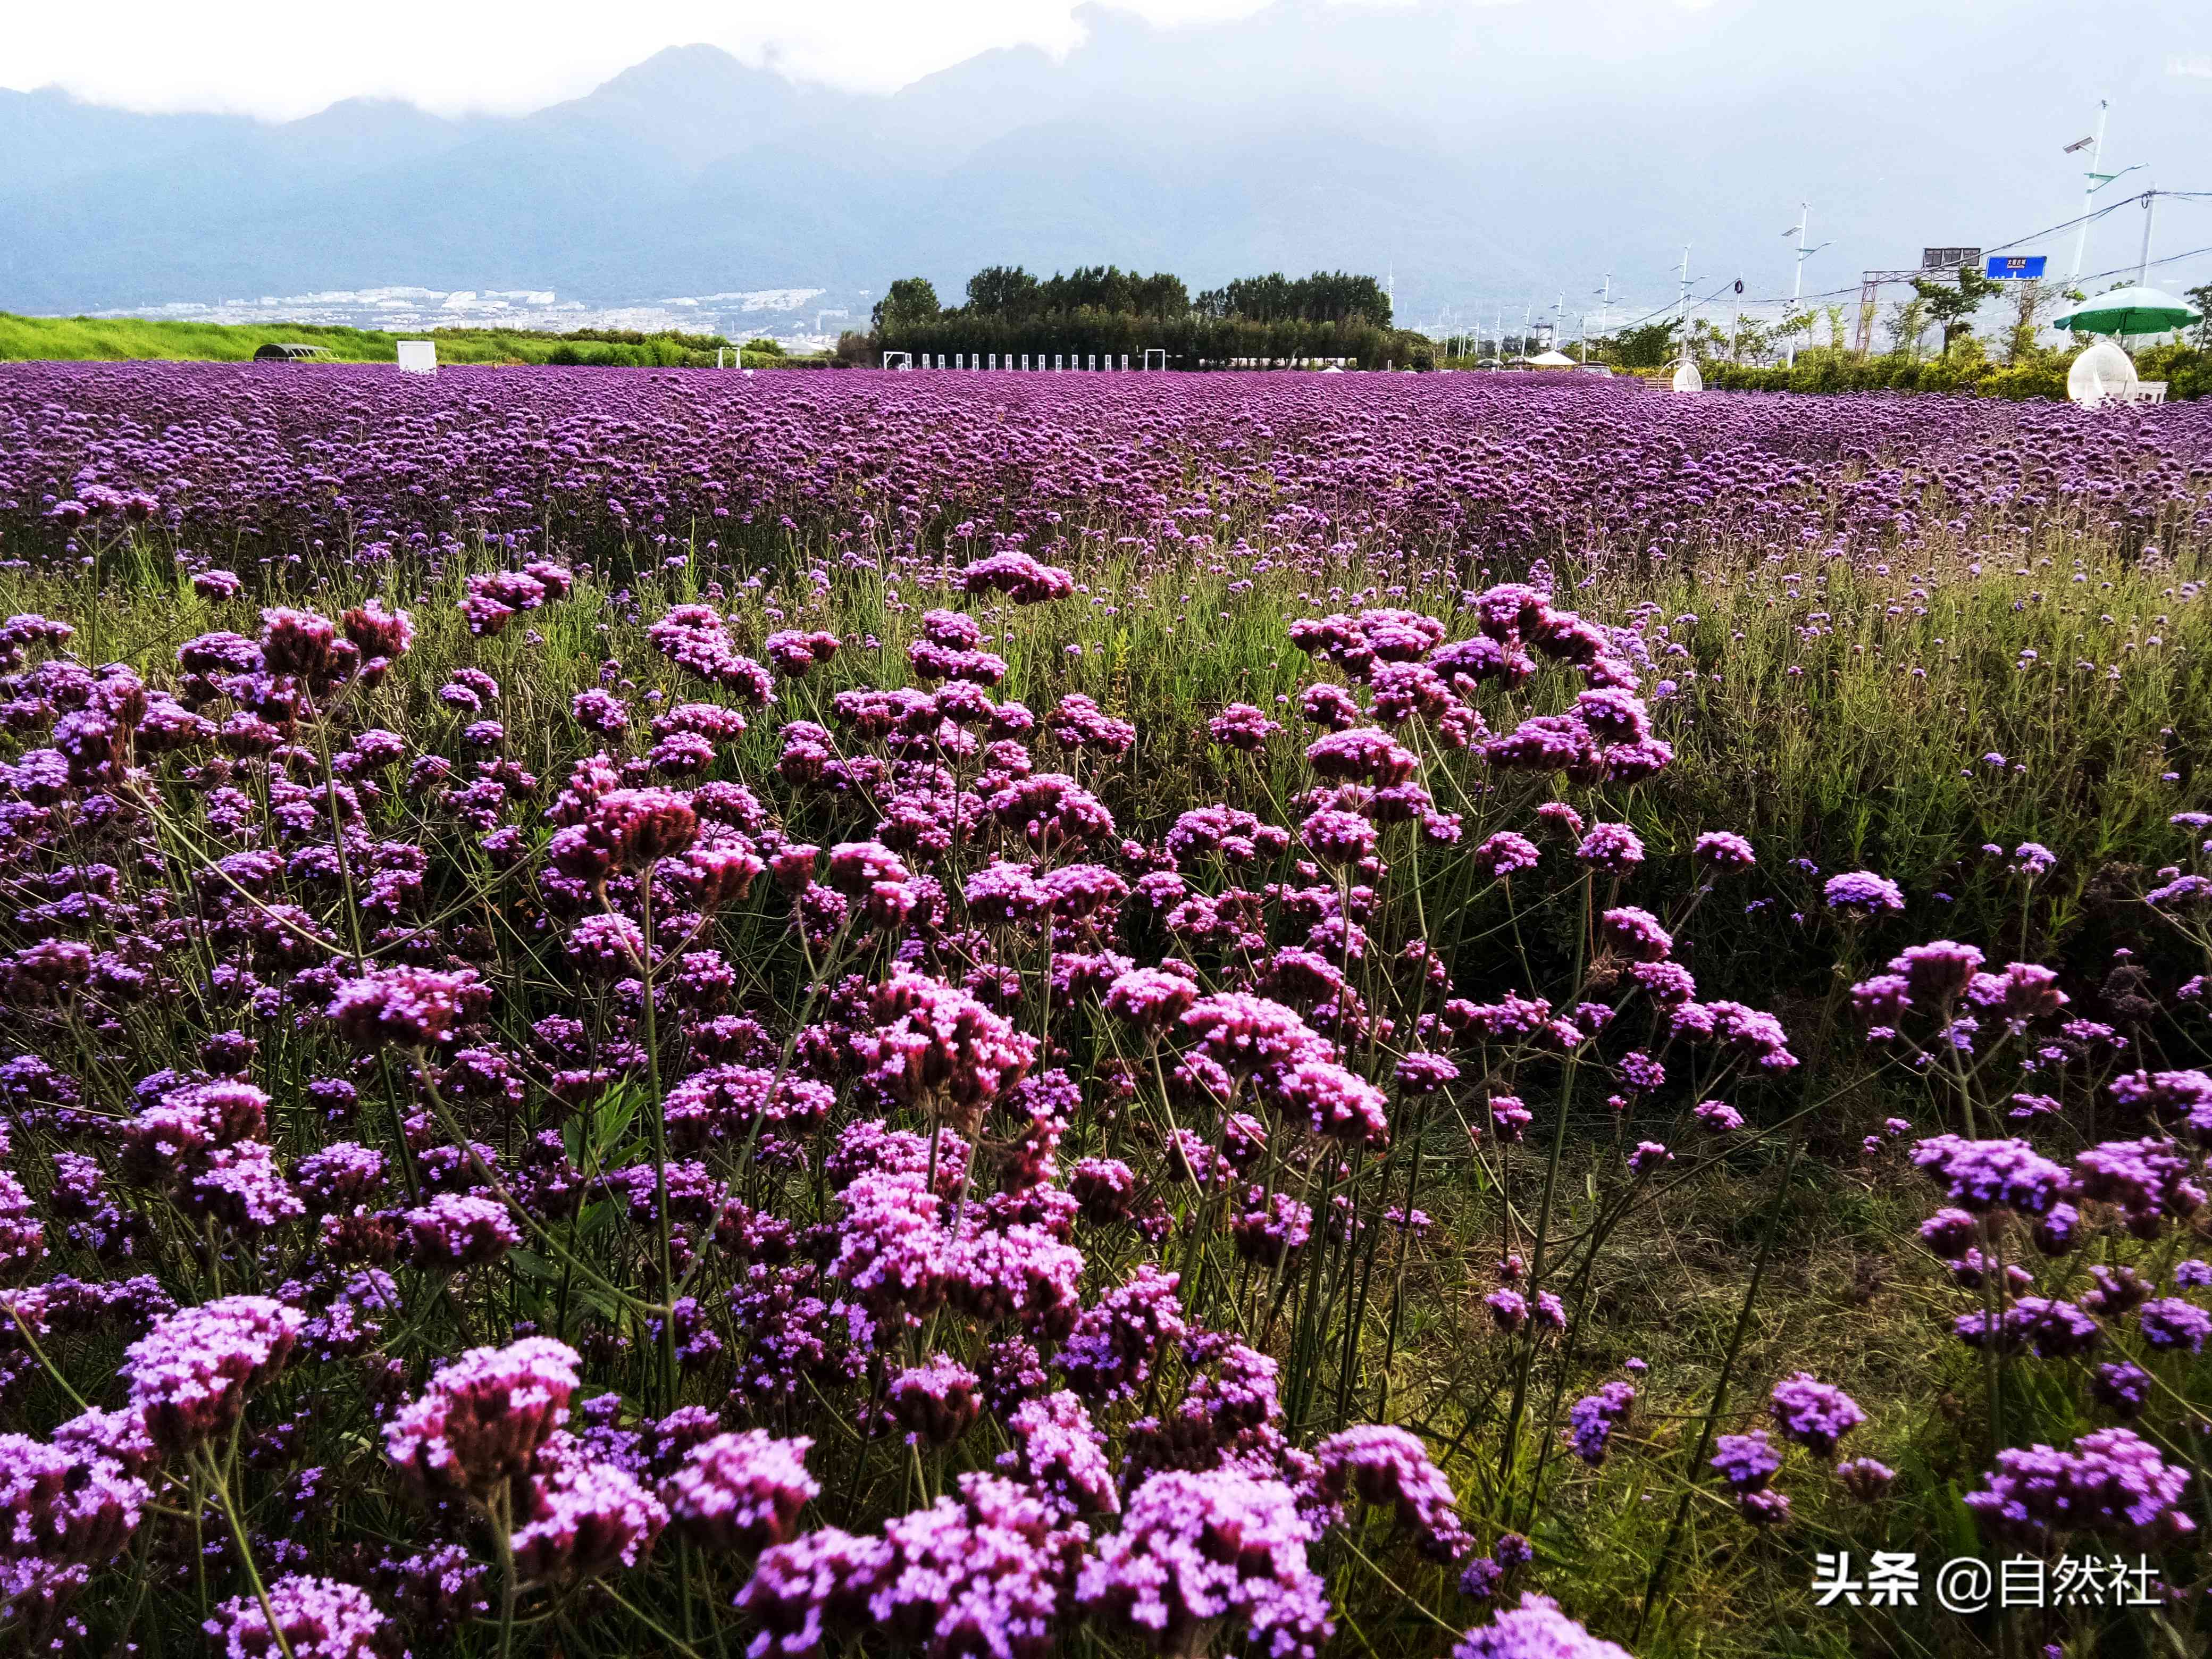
[0,312,803,367]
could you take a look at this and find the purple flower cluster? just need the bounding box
[1451,1594,1633,1659]
[122,1295,304,1455]
[1766,1372,1865,1456]
[661,1430,820,1551]
[1963,1427,2197,1549]
[203,1574,389,1659]
[0,364,2201,1657]
[1076,1469,1333,1659]
[384,1336,580,1499]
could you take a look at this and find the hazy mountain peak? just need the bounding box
[1,0,2205,325]
[535,43,854,171]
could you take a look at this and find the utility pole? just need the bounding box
[1676,246,1691,358]
[1554,292,1565,352]
[1779,205,1831,367]
[2066,99,2141,287]
[1786,206,1807,367]
[2069,100,2108,286]
[2136,189,2158,286]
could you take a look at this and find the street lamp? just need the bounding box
[1782,205,1831,368]
[1675,246,1691,358]
[2065,100,2143,287]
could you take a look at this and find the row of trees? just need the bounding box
[856,314,1431,372]
[871,265,1394,333]
[1193,271,1392,327]
[861,264,1422,370]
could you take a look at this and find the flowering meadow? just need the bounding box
[0,363,2208,1659]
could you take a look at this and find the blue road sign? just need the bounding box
[1987,255,2048,280]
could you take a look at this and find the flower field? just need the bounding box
[0,362,2208,1658]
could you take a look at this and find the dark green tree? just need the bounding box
[1194,272,1389,328]
[964,266,1041,317]
[1032,267,1189,317]
[1130,272,1191,317]
[2186,283,2212,350]
[1608,320,1679,368]
[1911,264,2002,355]
[870,278,940,334]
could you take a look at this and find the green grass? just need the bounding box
[0,312,806,366]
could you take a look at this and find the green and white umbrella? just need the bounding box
[2050,285,2202,337]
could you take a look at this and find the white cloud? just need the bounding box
[0,0,1540,120]
[1,0,1300,120]
[2169,54,2212,79]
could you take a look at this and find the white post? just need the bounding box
[2136,189,2157,286]
[2071,99,2110,286]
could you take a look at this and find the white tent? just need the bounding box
[1527,350,1577,367]
[2067,339,2140,407]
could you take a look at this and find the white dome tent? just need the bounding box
[2066,340,2140,408]
[1670,358,1703,393]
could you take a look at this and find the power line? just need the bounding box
[2101,242,2212,278]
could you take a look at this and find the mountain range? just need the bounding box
[4,0,2207,329]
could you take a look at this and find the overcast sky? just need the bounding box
[5,0,1463,120]
[7,0,2207,320]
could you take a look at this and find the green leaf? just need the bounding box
[1936,1479,1981,1561]
[565,1079,643,1169]
[572,1281,624,1323]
